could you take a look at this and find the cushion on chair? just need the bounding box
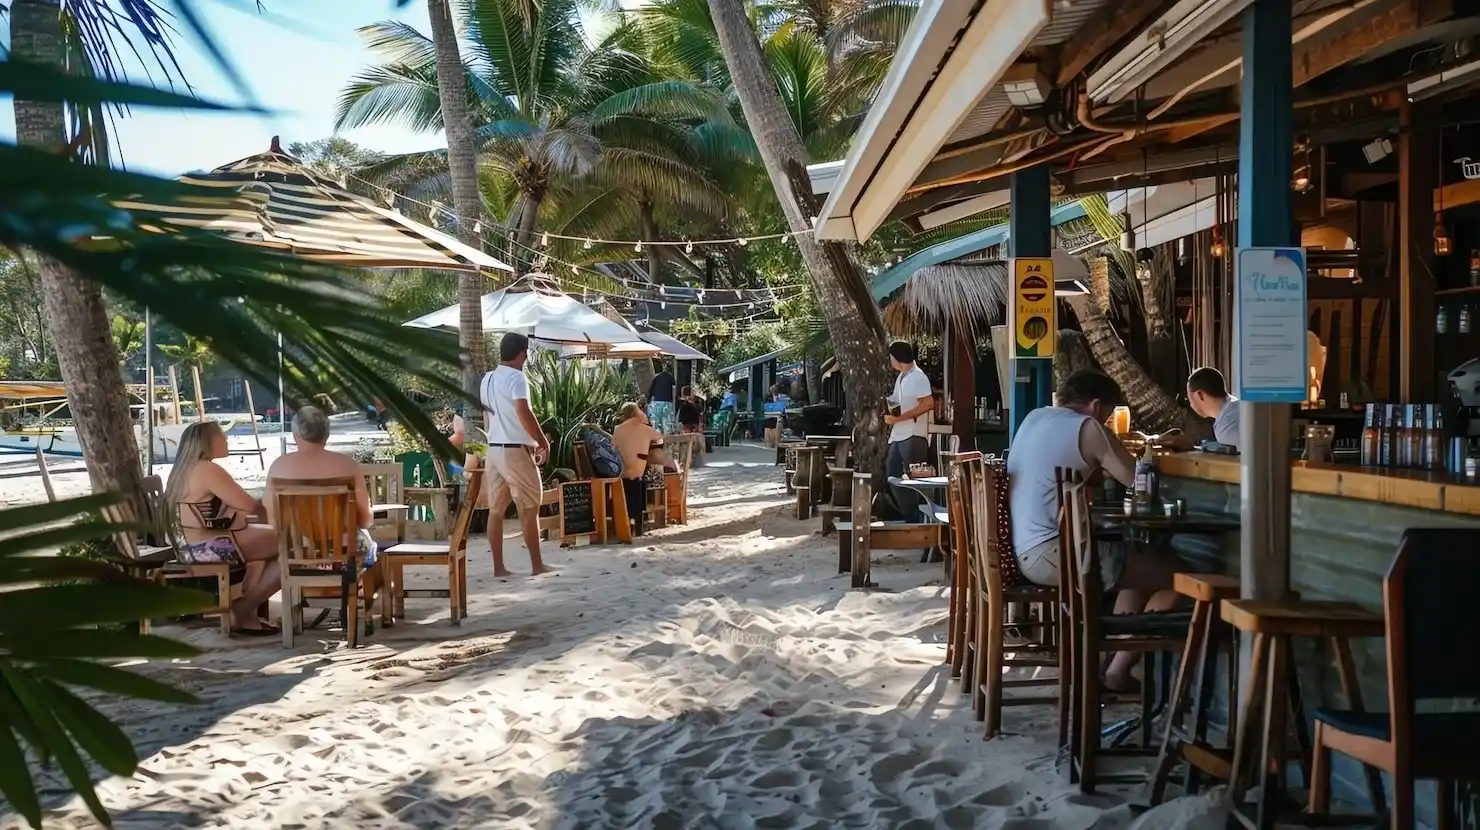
[383,542,452,556]
[1099,609,1194,637]
[1314,709,1480,752]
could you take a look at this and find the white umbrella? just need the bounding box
[403,285,646,346]
[557,323,712,360]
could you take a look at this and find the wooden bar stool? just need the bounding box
[1221,598,1386,830]
[1149,573,1242,803]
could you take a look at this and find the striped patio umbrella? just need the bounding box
[116,137,513,273]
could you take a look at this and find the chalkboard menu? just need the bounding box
[560,480,596,539]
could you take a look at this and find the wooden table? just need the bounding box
[886,475,950,564]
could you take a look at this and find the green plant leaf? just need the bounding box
[0,665,111,826]
[0,583,214,633]
[0,719,41,830]
[28,658,197,705]
[0,60,257,112]
[7,632,199,663]
[45,681,139,776]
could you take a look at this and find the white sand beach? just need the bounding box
[1,442,1155,830]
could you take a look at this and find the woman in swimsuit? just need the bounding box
[165,422,282,635]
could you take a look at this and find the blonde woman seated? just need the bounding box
[166,421,281,636]
[612,402,677,536]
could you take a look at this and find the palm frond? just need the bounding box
[334,62,446,132]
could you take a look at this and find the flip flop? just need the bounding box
[1102,676,1142,696]
[232,626,279,637]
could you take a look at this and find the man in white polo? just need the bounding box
[480,332,552,576]
[883,339,934,520]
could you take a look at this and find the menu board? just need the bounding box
[1233,247,1308,403]
[559,480,596,539]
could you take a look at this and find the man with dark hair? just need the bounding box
[646,361,677,434]
[479,332,552,576]
[883,339,934,520]
[1005,369,1178,692]
[1186,366,1240,448]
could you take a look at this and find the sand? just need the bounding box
[1,440,1145,830]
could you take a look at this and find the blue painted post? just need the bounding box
[1236,0,1295,608]
[1008,165,1053,442]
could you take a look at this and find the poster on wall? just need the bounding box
[1010,257,1056,359]
[1233,247,1308,403]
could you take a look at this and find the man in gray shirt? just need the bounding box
[1186,367,1241,449]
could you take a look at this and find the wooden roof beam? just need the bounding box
[1053,0,1174,88]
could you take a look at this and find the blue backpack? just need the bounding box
[582,428,623,478]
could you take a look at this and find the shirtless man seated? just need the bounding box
[265,406,378,618]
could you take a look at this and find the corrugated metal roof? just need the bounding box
[1031,0,1110,46]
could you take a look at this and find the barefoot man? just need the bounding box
[480,332,552,576]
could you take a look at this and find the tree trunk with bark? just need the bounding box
[12,0,143,497]
[513,189,544,271]
[1138,249,1177,385]
[427,0,487,396]
[1066,295,1209,438]
[706,0,892,481]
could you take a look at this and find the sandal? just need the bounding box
[232,626,279,638]
[1102,675,1142,696]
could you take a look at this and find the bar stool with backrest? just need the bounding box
[961,455,1058,737]
[1307,528,1480,830]
[1058,472,1192,792]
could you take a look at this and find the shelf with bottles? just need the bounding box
[1435,301,1479,336]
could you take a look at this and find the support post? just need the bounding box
[1237,0,1295,601]
[143,307,153,476]
[950,320,977,452]
[1398,98,1436,402]
[1008,165,1054,441]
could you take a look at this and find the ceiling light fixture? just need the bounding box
[1362,137,1393,165]
[1002,63,1048,108]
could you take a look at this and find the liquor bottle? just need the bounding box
[1438,307,1450,334]
[1470,249,1480,287]
[1378,404,1395,467]
[1462,306,1474,335]
[1360,403,1379,466]
[1426,405,1445,471]
[1133,442,1159,515]
[1404,405,1424,469]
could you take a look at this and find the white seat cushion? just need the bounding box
[383,542,450,556]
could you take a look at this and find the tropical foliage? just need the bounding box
[524,351,635,472]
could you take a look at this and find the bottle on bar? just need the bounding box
[1426,405,1445,471]
[1361,403,1379,466]
[1405,405,1424,469]
[1378,404,1395,467]
[1392,405,1409,467]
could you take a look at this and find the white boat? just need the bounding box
[0,427,84,458]
[144,418,238,463]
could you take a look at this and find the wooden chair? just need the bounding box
[965,456,1059,738]
[275,481,388,648]
[362,462,407,544]
[944,453,971,677]
[404,455,450,540]
[1060,475,1191,792]
[837,473,942,589]
[819,462,853,536]
[665,437,694,525]
[382,470,483,626]
[573,439,630,543]
[792,445,821,520]
[1305,529,1480,829]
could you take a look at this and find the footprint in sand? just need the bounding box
[972,780,1032,807]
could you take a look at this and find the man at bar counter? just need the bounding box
[1164,367,1241,451]
[1007,370,1180,693]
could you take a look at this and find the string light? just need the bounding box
[634,240,643,253]
[685,240,693,254]
[583,238,593,250]
[540,232,550,247]
[737,237,749,247]
[473,221,483,234]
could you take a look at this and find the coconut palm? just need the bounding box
[704,0,895,479]
[336,0,737,280]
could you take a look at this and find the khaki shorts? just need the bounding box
[484,446,542,511]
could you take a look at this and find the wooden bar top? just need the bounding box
[1158,452,1480,516]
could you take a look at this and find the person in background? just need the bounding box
[480,332,552,577]
[677,386,703,436]
[882,340,934,521]
[1186,367,1241,449]
[167,421,280,636]
[647,362,677,434]
[613,402,675,536]
[265,406,380,625]
[721,386,738,411]
[1006,370,1180,693]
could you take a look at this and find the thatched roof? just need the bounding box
[883,262,1007,341]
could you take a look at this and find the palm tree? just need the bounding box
[426,0,488,396]
[110,313,145,364]
[704,0,895,478]
[10,0,143,498]
[337,0,736,279]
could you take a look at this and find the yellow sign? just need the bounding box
[1011,257,1056,359]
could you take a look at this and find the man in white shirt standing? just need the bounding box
[882,340,934,521]
[480,333,552,576]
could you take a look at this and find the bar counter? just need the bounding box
[1158,452,1480,516]
[1155,451,1479,823]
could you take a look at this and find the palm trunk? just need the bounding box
[427,0,486,396]
[13,0,143,497]
[514,189,543,271]
[1066,295,1208,438]
[706,0,892,483]
[1139,249,1177,384]
[638,197,663,283]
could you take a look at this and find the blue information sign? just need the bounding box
[1233,247,1308,403]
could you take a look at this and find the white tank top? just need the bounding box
[1006,406,1093,553]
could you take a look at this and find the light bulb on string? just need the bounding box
[540,232,550,247]
[583,239,593,250]
[685,240,694,254]
[635,240,643,253]
[473,221,483,234]
[737,237,749,247]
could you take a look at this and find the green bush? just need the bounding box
[525,352,634,472]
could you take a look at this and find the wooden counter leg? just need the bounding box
[1229,633,1270,807]
[611,481,632,545]
[1256,636,1290,830]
